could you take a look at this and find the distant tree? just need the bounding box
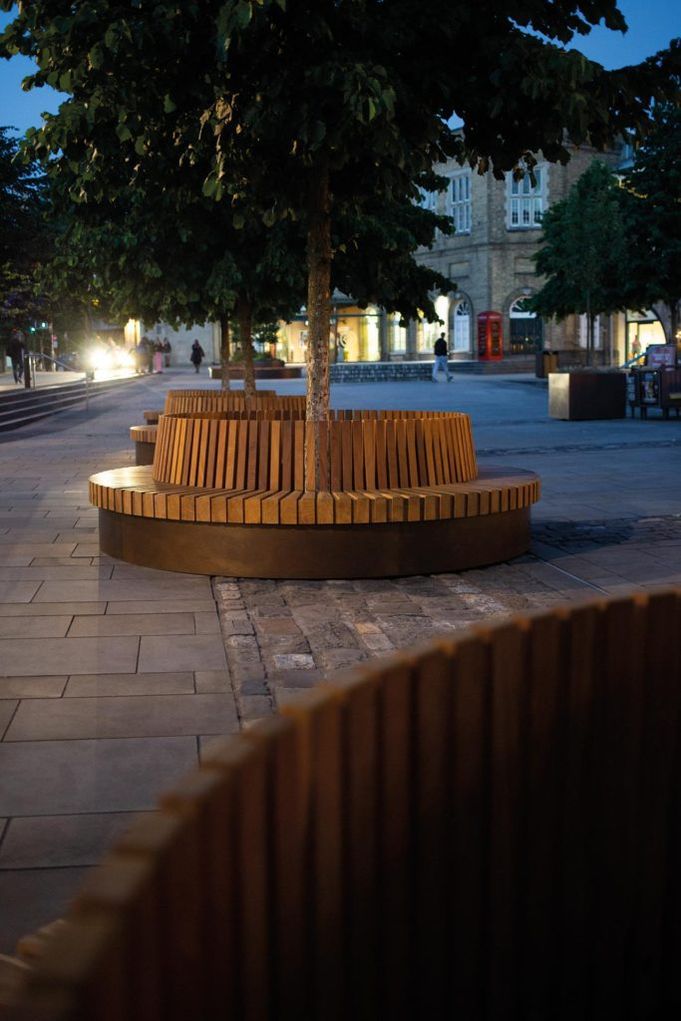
[531,160,628,363]
[621,103,681,346]
[0,126,49,346]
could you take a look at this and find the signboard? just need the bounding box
[638,370,660,405]
[645,345,676,369]
[626,374,636,405]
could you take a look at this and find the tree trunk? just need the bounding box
[219,315,231,391]
[670,299,680,352]
[237,296,256,399]
[305,162,332,488]
[585,292,592,367]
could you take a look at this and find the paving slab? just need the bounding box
[138,634,228,672]
[0,616,72,639]
[0,737,198,816]
[64,672,195,697]
[0,636,139,676]
[0,812,145,869]
[68,612,196,637]
[0,867,89,955]
[5,693,237,741]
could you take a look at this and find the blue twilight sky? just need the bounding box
[0,0,679,135]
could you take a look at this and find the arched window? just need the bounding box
[507,167,546,229]
[451,299,471,353]
[509,298,543,353]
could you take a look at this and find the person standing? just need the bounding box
[190,338,205,373]
[432,331,450,382]
[162,337,172,368]
[7,331,25,384]
[153,340,164,373]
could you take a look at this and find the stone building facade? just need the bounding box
[134,144,666,368]
[414,143,626,364]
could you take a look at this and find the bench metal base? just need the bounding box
[134,441,155,466]
[99,506,531,579]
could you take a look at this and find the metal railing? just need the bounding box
[22,351,90,410]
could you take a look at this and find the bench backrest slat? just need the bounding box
[152,412,478,491]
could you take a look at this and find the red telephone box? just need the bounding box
[477,311,503,361]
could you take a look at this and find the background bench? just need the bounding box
[6,589,681,1020]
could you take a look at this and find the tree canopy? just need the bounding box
[0,125,49,344]
[621,103,681,344]
[1,0,679,429]
[531,160,628,363]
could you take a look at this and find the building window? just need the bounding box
[509,297,543,353]
[507,167,545,230]
[418,188,438,213]
[448,172,471,234]
[451,299,471,353]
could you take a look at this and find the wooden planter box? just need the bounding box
[548,370,626,420]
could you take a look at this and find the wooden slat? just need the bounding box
[590,596,647,1016]
[519,610,568,1015]
[281,688,346,1020]
[293,421,305,492]
[486,619,530,1020]
[376,658,415,1016]
[201,738,270,1021]
[413,646,453,1015]
[557,601,602,1019]
[336,670,381,1018]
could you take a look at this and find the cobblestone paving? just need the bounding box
[217,514,681,725]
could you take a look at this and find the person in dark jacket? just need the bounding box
[190,339,205,373]
[7,331,25,383]
[432,332,450,381]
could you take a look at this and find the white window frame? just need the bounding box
[447,171,471,235]
[418,188,438,213]
[451,300,471,352]
[507,166,546,230]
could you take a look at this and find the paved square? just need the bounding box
[0,368,679,952]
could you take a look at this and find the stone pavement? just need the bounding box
[0,369,238,952]
[1,369,680,951]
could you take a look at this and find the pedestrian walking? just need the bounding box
[432,332,450,382]
[190,339,205,373]
[153,341,164,373]
[7,331,25,384]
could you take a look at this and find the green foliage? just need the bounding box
[0,125,50,338]
[531,160,629,322]
[621,104,681,340]
[1,0,678,376]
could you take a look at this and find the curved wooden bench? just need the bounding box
[152,411,478,488]
[164,390,295,414]
[8,590,680,1020]
[93,408,539,577]
[129,424,157,466]
[141,390,284,427]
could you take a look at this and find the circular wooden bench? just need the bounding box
[94,409,540,577]
[134,392,304,463]
[129,424,157,465]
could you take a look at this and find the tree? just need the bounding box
[531,160,628,363]
[622,103,681,346]
[0,125,49,346]
[2,1,678,449]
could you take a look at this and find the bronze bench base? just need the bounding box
[99,505,531,578]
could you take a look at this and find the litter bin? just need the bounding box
[536,350,558,378]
